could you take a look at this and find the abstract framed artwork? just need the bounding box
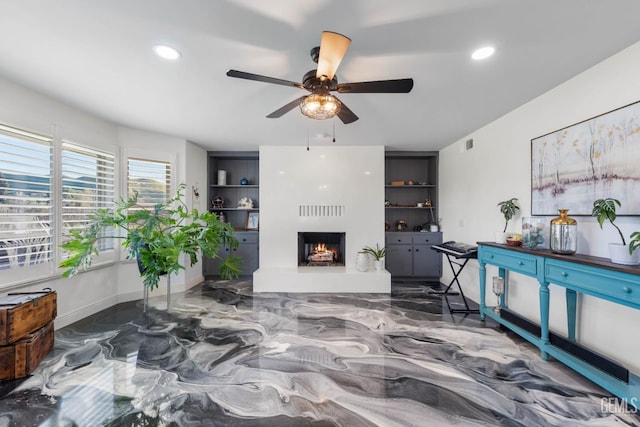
[531,100,640,215]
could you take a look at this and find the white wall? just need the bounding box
[0,76,206,328]
[439,40,640,373]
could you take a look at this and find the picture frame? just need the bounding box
[245,211,259,230]
[531,99,640,215]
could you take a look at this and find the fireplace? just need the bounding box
[253,145,390,293]
[298,232,345,266]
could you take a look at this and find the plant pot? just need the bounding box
[374,259,383,273]
[608,243,640,265]
[495,232,508,244]
[356,252,370,272]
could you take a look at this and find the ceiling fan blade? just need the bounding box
[337,78,414,94]
[227,69,305,89]
[266,96,307,118]
[336,98,359,124]
[316,31,351,80]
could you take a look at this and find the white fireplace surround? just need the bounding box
[253,145,391,292]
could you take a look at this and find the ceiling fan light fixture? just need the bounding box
[300,93,341,120]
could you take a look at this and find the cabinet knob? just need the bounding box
[623,286,632,293]
[415,249,420,252]
[561,272,568,277]
[408,248,412,252]
[489,254,494,259]
[242,238,247,242]
[518,261,524,266]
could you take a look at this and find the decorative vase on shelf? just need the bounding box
[550,209,577,254]
[356,252,370,272]
[240,177,249,185]
[217,170,227,186]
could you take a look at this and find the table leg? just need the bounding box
[566,289,577,341]
[479,261,486,320]
[539,281,550,360]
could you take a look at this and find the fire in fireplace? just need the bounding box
[298,232,345,266]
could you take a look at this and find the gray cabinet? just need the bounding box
[384,151,441,279]
[205,151,260,277]
[386,232,442,279]
[204,232,258,278]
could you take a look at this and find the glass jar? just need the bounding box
[550,209,577,254]
[521,217,546,249]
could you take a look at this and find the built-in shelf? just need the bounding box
[205,151,260,278]
[384,151,441,279]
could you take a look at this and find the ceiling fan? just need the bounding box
[226,31,414,124]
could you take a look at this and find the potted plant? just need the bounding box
[591,198,639,265]
[629,231,640,256]
[362,243,389,272]
[59,184,242,308]
[496,198,519,244]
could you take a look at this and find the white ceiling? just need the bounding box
[1,0,640,152]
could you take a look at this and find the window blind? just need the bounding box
[61,141,115,252]
[0,124,54,270]
[127,157,172,208]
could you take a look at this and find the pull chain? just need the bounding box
[332,120,336,143]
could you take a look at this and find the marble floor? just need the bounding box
[1,280,639,426]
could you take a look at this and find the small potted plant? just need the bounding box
[362,243,389,272]
[592,198,639,265]
[496,198,519,244]
[629,231,640,256]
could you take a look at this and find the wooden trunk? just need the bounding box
[0,290,57,346]
[0,321,54,380]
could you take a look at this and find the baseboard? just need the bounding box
[54,294,122,329]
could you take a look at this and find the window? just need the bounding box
[127,157,172,207]
[0,124,53,277]
[61,142,116,253]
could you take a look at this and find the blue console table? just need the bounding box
[478,242,640,406]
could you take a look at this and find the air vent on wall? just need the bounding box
[465,138,474,150]
[299,205,345,217]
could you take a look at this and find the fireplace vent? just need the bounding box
[298,205,345,217]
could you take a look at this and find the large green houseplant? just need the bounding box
[59,184,242,290]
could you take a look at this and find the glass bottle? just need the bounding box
[550,209,577,254]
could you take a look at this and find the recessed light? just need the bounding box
[471,46,495,60]
[153,44,181,60]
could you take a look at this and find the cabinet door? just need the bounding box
[412,244,441,277]
[231,243,259,275]
[385,244,413,276]
[203,248,225,277]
